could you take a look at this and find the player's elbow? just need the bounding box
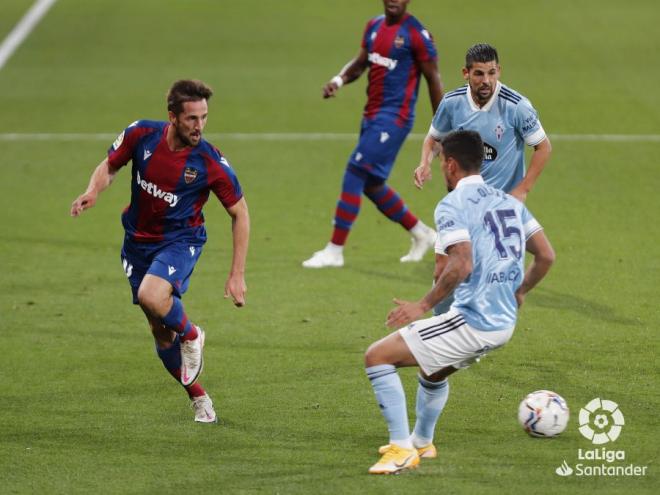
[457,257,473,281]
[537,244,556,269]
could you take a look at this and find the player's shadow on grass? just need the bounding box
[348,261,434,286]
[529,288,639,326]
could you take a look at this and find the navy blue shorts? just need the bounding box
[120,238,204,304]
[348,117,412,179]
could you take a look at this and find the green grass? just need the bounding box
[0,1,659,493]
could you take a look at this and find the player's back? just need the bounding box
[434,176,542,331]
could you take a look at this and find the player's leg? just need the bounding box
[138,243,205,386]
[364,331,420,474]
[302,164,367,268]
[409,367,457,457]
[357,117,435,263]
[144,311,217,423]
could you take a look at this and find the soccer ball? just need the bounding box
[518,390,569,437]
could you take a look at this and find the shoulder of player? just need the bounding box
[444,85,468,101]
[366,15,385,29]
[497,84,530,107]
[123,119,166,139]
[195,140,232,168]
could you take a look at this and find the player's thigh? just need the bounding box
[399,309,513,376]
[120,240,151,305]
[365,331,418,367]
[349,119,410,176]
[147,242,203,299]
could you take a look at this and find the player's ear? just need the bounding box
[462,67,469,81]
[168,110,177,124]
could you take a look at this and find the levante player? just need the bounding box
[71,79,250,423]
[303,0,444,268]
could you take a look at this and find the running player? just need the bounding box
[302,0,443,268]
[70,80,250,423]
[364,130,554,474]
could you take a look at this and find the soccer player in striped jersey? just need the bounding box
[364,130,554,474]
[70,80,250,423]
[415,43,552,314]
[302,0,444,268]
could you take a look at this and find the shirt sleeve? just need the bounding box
[515,98,546,146]
[409,23,437,63]
[107,121,144,170]
[434,201,470,254]
[205,149,243,208]
[429,99,452,140]
[361,18,377,49]
[521,204,543,240]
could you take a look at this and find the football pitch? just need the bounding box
[0,0,658,493]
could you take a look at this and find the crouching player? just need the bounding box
[363,130,554,474]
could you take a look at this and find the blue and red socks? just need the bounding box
[162,296,198,342]
[365,184,418,230]
[155,335,206,399]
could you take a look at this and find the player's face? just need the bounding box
[463,61,500,106]
[170,100,208,147]
[383,0,409,18]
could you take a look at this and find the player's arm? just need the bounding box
[415,132,443,189]
[510,137,552,202]
[515,229,555,307]
[224,197,250,307]
[70,157,118,217]
[419,59,444,113]
[322,47,369,99]
[386,241,472,328]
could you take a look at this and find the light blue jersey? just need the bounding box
[429,82,546,193]
[434,175,543,331]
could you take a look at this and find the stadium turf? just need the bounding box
[0,1,658,493]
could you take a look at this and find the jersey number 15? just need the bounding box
[484,209,522,260]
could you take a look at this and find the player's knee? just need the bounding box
[137,286,168,316]
[364,342,385,367]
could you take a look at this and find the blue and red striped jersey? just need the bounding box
[361,13,437,126]
[107,120,243,244]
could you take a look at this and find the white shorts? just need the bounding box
[399,309,514,376]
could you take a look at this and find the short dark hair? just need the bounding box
[441,130,484,172]
[167,79,213,115]
[465,43,499,69]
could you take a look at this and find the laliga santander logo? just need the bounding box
[578,398,625,444]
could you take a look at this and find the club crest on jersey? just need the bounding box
[495,123,504,142]
[483,141,498,161]
[184,167,198,184]
[394,35,405,48]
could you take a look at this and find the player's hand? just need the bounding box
[322,81,340,99]
[70,192,97,217]
[414,164,432,189]
[509,186,528,203]
[225,273,247,307]
[386,298,426,328]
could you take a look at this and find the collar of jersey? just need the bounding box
[467,81,501,112]
[456,174,484,189]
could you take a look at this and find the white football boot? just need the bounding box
[180,326,204,386]
[302,243,344,268]
[400,224,437,263]
[191,394,217,424]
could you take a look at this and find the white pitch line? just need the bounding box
[0,0,58,71]
[0,132,659,142]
